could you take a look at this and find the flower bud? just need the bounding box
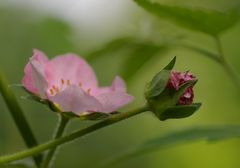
[167,71,195,105]
[145,57,201,121]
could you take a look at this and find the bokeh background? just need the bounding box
[0,0,240,167]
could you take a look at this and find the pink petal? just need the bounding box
[95,92,134,113]
[50,85,102,115]
[29,57,48,99]
[45,54,97,91]
[94,76,127,95]
[111,76,127,92]
[22,49,48,96]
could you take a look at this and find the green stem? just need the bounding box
[0,105,149,165]
[41,115,69,168]
[214,36,240,88]
[0,70,43,167]
[180,43,221,63]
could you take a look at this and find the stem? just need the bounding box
[0,70,43,167]
[180,43,221,63]
[0,105,149,165]
[41,115,69,168]
[214,36,240,88]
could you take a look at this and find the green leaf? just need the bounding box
[179,44,221,63]
[121,43,168,80]
[3,163,31,168]
[134,0,240,36]
[145,57,176,98]
[86,37,134,63]
[87,37,170,82]
[102,125,240,167]
[0,71,43,166]
[160,103,201,121]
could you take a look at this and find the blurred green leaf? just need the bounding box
[134,0,240,36]
[121,43,168,80]
[2,163,31,168]
[87,37,170,82]
[160,103,201,121]
[0,71,42,166]
[87,37,134,62]
[0,7,78,67]
[102,125,240,167]
[179,44,221,63]
[31,18,77,55]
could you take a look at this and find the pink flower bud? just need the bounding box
[168,71,196,105]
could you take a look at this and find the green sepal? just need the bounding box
[21,93,61,113]
[21,95,48,104]
[147,79,198,120]
[159,103,202,121]
[172,79,198,103]
[145,56,176,98]
[164,56,176,70]
[62,111,120,120]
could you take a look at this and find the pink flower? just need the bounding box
[168,71,196,105]
[22,49,134,115]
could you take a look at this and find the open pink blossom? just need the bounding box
[22,49,134,115]
[167,71,196,105]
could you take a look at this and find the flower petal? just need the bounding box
[45,54,97,91]
[50,85,103,115]
[95,92,134,113]
[22,49,48,96]
[30,57,49,99]
[111,76,127,92]
[94,76,127,95]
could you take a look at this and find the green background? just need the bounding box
[0,0,240,167]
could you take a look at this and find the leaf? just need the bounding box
[3,163,31,168]
[86,37,134,63]
[102,125,240,167]
[0,71,43,166]
[134,0,240,36]
[179,44,221,63]
[0,7,78,71]
[145,56,176,98]
[121,43,168,80]
[160,103,201,121]
[87,37,170,81]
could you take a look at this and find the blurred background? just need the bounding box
[0,0,240,167]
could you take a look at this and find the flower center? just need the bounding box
[49,79,92,96]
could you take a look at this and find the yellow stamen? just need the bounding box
[52,85,59,93]
[67,80,71,85]
[87,88,91,94]
[61,79,65,85]
[50,89,54,95]
[79,82,82,87]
